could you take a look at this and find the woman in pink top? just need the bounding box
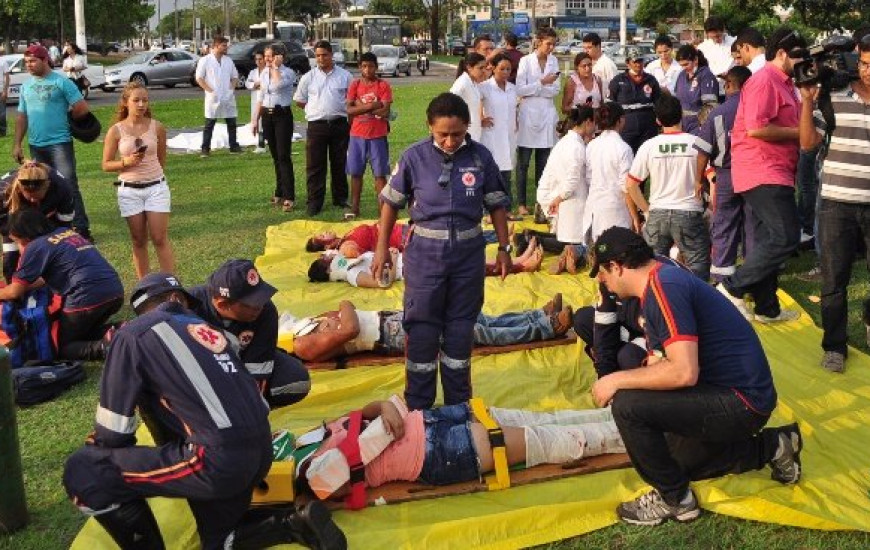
[102,82,175,279]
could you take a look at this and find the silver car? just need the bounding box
[371,45,411,77]
[103,49,199,91]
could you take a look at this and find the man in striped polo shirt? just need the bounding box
[799,37,870,373]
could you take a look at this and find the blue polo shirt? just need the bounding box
[13,227,123,311]
[642,261,777,413]
[18,71,83,147]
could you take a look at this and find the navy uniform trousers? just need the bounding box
[403,231,486,410]
[710,168,756,282]
[64,435,271,549]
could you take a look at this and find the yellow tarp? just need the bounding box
[73,219,870,549]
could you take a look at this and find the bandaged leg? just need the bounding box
[490,406,615,428]
[523,421,625,468]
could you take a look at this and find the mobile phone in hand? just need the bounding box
[136,144,148,154]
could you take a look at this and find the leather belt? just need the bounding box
[115,177,165,189]
[309,117,347,124]
[413,225,482,241]
[261,105,290,115]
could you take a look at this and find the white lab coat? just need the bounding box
[245,66,266,125]
[479,77,518,171]
[593,54,618,99]
[582,129,635,242]
[536,131,588,244]
[449,72,482,141]
[515,53,560,148]
[195,54,239,119]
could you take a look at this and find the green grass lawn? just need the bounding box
[1,82,869,549]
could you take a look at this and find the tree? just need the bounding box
[709,0,775,36]
[633,0,693,29]
[784,0,870,32]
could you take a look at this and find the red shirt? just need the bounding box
[731,63,800,193]
[347,78,393,139]
[342,223,405,252]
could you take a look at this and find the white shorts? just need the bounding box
[117,180,171,218]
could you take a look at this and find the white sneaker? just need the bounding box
[716,283,753,321]
[755,309,801,323]
[253,147,268,154]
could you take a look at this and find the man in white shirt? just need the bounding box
[646,36,682,93]
[294,40,354,217]
[0,55,10,137]
[734,28,766,74]
[583,33,617,99]
[245,51,268,153]
[625,95,710,280]
[195,36,241,156]
[697,16,736,95]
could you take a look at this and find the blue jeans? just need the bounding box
[418,403,480,486]
[515,146,550,208]
[643,209,711,281]
[818,199,870,355]
[472,309,553,346]
[725,185,799,317]
[30,141,89,232]
[796,146,821,236]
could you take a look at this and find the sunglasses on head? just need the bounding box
[18,179,47,188]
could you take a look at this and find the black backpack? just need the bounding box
[12,361,85,406]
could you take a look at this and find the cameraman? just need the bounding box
[799,36,870,374]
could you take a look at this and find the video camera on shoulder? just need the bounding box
[793,35,857,88]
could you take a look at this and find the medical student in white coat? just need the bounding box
[480,53,518,207]
[536,105,594,274]
[515,27,560,217]
[582,102,636,242]
[194,36,241,156]
[449,52,488,141]
[245,51,268,153]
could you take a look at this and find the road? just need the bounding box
[83,61,456,108]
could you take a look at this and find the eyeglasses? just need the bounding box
[18,179,47,188]
[437,158,454,188]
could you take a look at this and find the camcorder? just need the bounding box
[792,35,857,88]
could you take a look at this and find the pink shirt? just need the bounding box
[731,63,800,193]
[317,397,425,488]
[116,120,164,183]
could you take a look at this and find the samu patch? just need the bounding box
[188,324,227,353]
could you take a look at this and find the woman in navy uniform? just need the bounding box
[372,92,512,410]
[609,50,662,153]
[673,45,719,134]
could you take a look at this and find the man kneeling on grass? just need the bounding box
[588,226,803,526]
[279,294,573,362]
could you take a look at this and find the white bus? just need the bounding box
[315,15,401,63]
[249,21,307,42]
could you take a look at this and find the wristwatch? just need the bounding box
[497,244,514,255]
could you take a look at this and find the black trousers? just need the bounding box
[611,385,777,505]
[58,296,123,360]
[262,107,296,201]
[202,117,239,151]
[305,118,349,215]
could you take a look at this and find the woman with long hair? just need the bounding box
[582,102,636,240]
[62,41,88,94]
[561,52,604,114]
[536,106,595,274]
[101,82,175,279]
[674,45,719,133]
[449,52,488,141]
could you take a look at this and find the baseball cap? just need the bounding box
[588,226,652,278]
[24,44,50,61]
[207,259,277,308]
[130,272,200,313]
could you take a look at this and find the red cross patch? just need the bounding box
[188,324,227,353]
[247,269,260,286]
[239,330,254,348]
[462,172,476,187]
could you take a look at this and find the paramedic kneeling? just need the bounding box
[588,226,803,526]
[63,273,272,549]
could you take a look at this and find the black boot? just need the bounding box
[287,501,347,550]
[94,499,165,549]
[230,507,295,549]
[232,502,346,550]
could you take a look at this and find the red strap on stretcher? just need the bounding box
[336,410,366,510]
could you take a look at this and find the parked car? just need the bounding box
[108,42,131,53]
[554,40,584,55]
[606,43,657,70]
[371,44,411,77]
[103,49,199,91]
[450,40,467,56]
[227,39,309,82]
[2,53,105,102]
